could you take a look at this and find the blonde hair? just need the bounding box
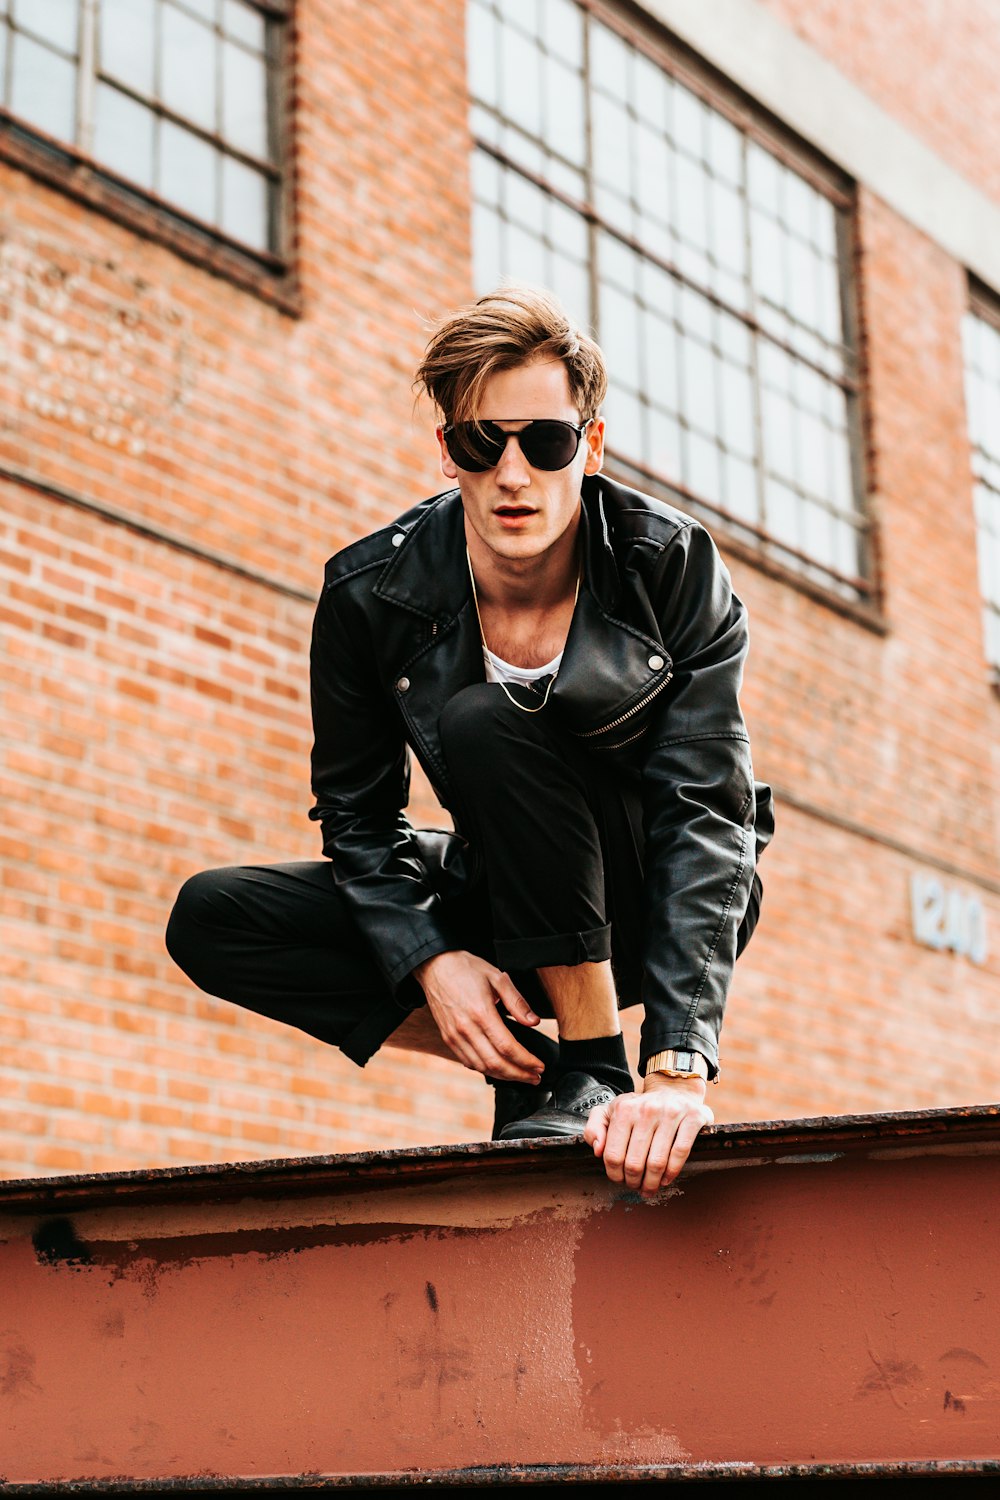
[414,283,607,425]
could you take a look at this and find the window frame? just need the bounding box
[469,0,881,625]
[966,277,1000,691]
[0,0,299,315]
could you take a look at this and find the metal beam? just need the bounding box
[1,1105,998,1487]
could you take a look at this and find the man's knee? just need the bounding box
[441,681,503,744]
[164,867,234,976]
[440,682,532,776]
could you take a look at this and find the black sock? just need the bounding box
[557,1032,634,1095]
[486,1017,559,1089]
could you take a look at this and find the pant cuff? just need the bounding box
[494,924,612,971]
[338,978,425,1068]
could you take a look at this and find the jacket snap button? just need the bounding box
[391,533,404,547]
[648,654,665,670]
[396,676,410,692]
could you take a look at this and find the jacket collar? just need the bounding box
[372,475,622,623]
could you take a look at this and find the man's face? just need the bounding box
[436,358,605,564]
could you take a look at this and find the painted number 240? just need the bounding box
[910,874,988,965]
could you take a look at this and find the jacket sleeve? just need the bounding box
[307,578,456,991]
[637,522,758,1078]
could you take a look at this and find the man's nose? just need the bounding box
[495,434,531,489]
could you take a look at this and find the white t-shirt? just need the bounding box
[483,645,563,689]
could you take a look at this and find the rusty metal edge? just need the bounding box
[1,1102,998,1214]
[1,1458,1000,1489]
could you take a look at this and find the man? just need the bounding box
[166,285,773,1197]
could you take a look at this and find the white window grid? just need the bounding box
[962,298,1000,680]
[468,0,870,601]
[0,0,283,256]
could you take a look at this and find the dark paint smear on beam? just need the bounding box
[29,1219,480,1275]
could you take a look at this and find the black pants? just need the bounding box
[165,684,648,1067]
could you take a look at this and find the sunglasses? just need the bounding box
[442,418,592,473]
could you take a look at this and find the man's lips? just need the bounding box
[493,504,537,519]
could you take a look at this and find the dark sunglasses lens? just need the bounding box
[519,421,581,471]
[445,420,584,471]
[444,424,505,472]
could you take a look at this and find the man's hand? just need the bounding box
[584,1072,713,1195]
[412,950,543,1083]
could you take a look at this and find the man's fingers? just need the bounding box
[480,1010,543,1077]
[454,1014,541,1083]
[639,1122,676,1196]
[663,1109,712,1186]
[583,1102,611,1154]
[622,1116,657,1192]
[492,970,539,1027]
[600,1106,634,1184]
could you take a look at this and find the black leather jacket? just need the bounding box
[309,473,774,1075]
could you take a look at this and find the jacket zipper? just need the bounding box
[573,669,673,741]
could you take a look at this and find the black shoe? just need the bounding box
[497,1070,618,1141]
[491,1079,552,1141]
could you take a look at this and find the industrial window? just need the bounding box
[962,290,1000,682]
[0,0,285,261]
[468,0,869,603]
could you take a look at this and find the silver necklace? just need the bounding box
[465,545,581,715]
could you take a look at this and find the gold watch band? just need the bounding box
[643,1048,711,1082]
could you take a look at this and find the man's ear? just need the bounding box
[436,425,459,480]
[583,417,605,476]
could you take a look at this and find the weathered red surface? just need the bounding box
[1,1107,998,1485]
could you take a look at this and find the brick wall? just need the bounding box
[1,0,998,1176]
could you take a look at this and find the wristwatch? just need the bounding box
[643,1048,714,1083]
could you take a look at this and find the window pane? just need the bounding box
[765,479,800,550]
[93,83,155,190]
[635,123,670,225]
[222,38,268,157]
[675,153,708,253]
[680,334,716,435]
[646,314,677,412]
[162,3,217,132]
[604,386,642,461]
[506,169,542,231]
[707,112,741,185]
[10,32,77,142]
[634,52,668,131]
[721,360,754,457]
[673,84,705,161]
[100,0,156,96]
[159,118,217,222]
[551,254,590,331]
[711,178,744,274]
[549,197,587,261]
[220,154,268,249]
[505,221,546,287]
[543,55,585,166]
[687,429,721,502]
[467,1,498,112]
[542,0,583,68]
[591,90,630,192]
[649,408,681,477]
[600,282,641,391]
[724,452,758,523]
[223,0,265,50]
[762,389,795,481]
[472,199,502,294]
[12,0,78,53]
[590,22,628,97]
[500,20,541,138]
